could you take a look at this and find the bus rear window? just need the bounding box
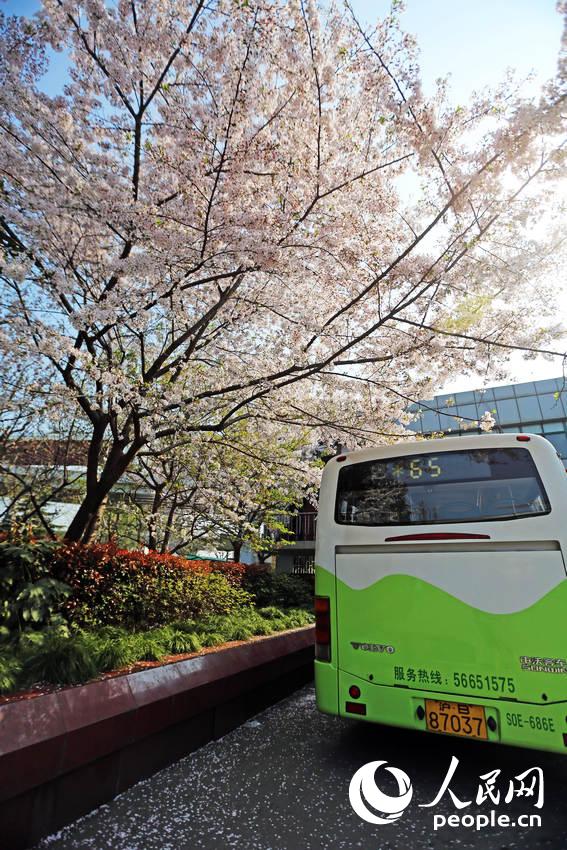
[335,447,551,526]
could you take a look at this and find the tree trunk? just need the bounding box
[65,436,143,543]
[147,485,165,551]
[232,540,242,562]
[82,494,108,543]
[65,485,112,543]
[160,494,179,554]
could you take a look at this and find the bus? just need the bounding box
[314,433,567,754]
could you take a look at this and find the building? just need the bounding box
[406,375,567,461]
[273,375,567,573]
[270,497,316,574]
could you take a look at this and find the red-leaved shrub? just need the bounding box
[49,542,251,629]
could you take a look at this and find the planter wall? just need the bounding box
[0,625,315,849]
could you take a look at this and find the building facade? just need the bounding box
[406,375,567,461]
[271,509,317,574]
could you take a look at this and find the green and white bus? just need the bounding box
[314,433,567,754]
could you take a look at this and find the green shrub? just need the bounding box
[19,632,100,687]
[256,605,284,619]
[165,629,201,655]
[51,543,252,630]
[0,652,21,693]
[0,540,71,634]
[228,623,253,641]
[92,632,139,672]
[0,540,256,634]
[0,606,313,695]
[243,571,314,610]
[199,631,225,647]
[135,632,169,661]
[170,619,198,634]
[250,619,273,636]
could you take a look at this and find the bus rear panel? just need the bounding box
[314,434,567,754]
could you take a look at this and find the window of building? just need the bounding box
[438,410,462,430]
[474,388,496,403]
[516,395,542,421]
[542,420,565,434]
[523,423,544,434]
[514,381,538,397]
[435,394,456,408]
[493,384,515,400]
[538,394,564,418]
[534,378,562,394]
[455,403,479,423]
[495,398,520,425]
[454,390,476,405]
[420,409,442,432]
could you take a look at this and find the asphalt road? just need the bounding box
[36,685,567,850]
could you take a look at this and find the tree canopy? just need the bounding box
[0,0,565,541]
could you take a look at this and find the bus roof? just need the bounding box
[334,432,558,466]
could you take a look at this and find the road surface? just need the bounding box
[36,685,567,850]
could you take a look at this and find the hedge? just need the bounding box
[0,540,313,637]
[0,540,251,633]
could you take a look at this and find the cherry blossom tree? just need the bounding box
[0,0,565,543]
[124,422,318,557]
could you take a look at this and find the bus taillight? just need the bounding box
[315,596,331,662]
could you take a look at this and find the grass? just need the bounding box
[0,607,314,695]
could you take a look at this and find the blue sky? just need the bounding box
[4,0,563,101]
[353,0,562,100]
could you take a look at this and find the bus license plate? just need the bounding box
[425,699,488,740]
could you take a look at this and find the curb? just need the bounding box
[0,625,315,849]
